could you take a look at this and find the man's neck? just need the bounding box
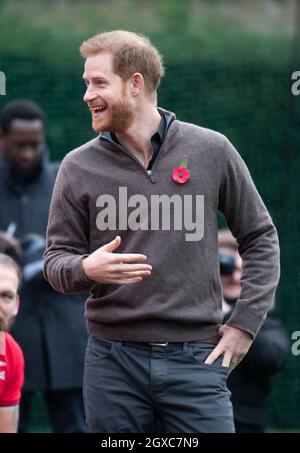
[115,104,162,168]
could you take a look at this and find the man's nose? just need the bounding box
[83,86,98,103]
[20,148,36,160]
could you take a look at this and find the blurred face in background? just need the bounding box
[83,52,135,133]
[0,119,44,176]
[219,246,242,302]
[0,265,20,332]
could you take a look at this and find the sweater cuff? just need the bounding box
[225,309,266,340]
[80,255,97,285]
[63,254,96,293]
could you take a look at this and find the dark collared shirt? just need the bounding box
[110,110,167,170]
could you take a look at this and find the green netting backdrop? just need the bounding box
[1,42,299,432]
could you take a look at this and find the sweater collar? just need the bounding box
[99,107,176,146]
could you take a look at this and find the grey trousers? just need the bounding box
[83,335,235,433]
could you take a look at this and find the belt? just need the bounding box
[148,336,219,346]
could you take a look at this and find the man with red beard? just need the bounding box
[44,30,280,433]
[0,253,24,433]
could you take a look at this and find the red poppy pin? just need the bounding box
[172,155,190,184]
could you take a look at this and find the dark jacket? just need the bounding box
[0,153,88,392]
[225,309,290,431]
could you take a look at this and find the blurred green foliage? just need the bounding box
[0,0,291,64]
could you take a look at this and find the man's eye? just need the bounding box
[0,293,14,301]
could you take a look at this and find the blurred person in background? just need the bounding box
[218,228,290,433]
[0,100,87,433]
[0,253,24,433]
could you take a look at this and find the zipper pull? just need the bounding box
[147,169,156,184]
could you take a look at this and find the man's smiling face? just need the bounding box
[83,52,135,133]
[0,119,44,177]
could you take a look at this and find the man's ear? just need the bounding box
[130,72,145,97]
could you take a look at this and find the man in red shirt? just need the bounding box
[0,253,24,432]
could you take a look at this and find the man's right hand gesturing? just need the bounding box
[81,235,152,285]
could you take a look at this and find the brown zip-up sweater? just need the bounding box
[43,107,280,342]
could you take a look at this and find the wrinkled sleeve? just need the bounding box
[218,137,280,339]
[43,161,95,294]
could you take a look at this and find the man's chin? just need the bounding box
[0,316,15,331]
[15,165,34,176]
[223,291,240,303]
[0,320,9,332]
[92,119,108,133]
